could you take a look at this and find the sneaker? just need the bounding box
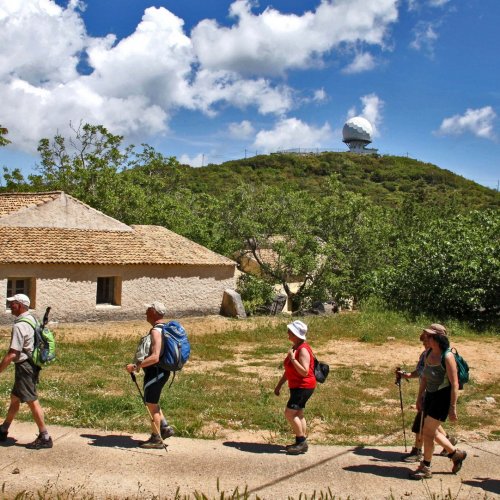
[0,428,8,442]
[286,440,308,455]
[439,436,457,456]
[139,434,164,449]
[26,435,53,450]
[160,425,175,440]
[402,447,423,462]
[451,449,467,474]
[409,463,432,480]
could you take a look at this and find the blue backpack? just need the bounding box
[158,321,190,372]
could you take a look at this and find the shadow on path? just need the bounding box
[0,437,17,447]
[80,433,141,449]
[463,478,500,495]
[344,464,411,480]
[223,441,285,454]
[352,447,404,462]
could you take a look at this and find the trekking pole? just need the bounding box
[395,368,408,452]
[129,372,168,454]
[418,408,424,445]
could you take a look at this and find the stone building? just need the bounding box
[0,192,236,323]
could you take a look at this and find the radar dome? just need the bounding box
[342,116,373,144]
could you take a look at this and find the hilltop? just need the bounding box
[179,152,499,210]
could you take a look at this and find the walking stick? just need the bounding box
[130,372,168,454]
[395,368,408,452]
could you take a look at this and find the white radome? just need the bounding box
[342,116,373,143]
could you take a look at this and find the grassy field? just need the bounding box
[0,309,498,446]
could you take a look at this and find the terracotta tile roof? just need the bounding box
[0,225,235,266]
[0,191,62,217]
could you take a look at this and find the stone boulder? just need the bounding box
[220,289,247,319]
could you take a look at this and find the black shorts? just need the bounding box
[424,385,452,422]
[286,388,315,410]
[12,360,39,403]
[143,367,170,404]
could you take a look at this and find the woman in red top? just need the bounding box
[274,320,316,455]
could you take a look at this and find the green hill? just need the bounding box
[180,152,499,210]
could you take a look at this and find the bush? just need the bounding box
[374,210,500,326]
[236,274,276,315]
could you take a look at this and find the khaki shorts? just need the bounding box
[12,360,39,402]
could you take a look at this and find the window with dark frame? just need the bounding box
[96,277,117,305]
[6,278,32,309]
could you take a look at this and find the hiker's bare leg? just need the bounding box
[422,416,441,462]
[4,394,21,425]
[297,409,307,436]
[434,431,457,454]
[26,400,47,433]
[285,408,304,437]
[146,402,162,435]
[415,433,423,449]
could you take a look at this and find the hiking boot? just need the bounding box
[439,436,457,456]
[0,428,8,442]
[450,449,467,474]
[160,425,175,440]
[409,463,432,480]
[286,440,308,455]
[139,434,164,449]
[402,447,423,462]
[26,434,53,450]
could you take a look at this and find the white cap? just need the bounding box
[7,293,30,308]
[145,301,166,315]
[287,320,308,340]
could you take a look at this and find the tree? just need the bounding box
[211,178,392,311]
[0,125,10,147]
[375,209,500,324]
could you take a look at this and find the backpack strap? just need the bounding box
[440,348,452,368]
[14,317,41,371]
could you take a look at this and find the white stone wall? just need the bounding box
[0,263,236,324]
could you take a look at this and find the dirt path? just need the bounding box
[0,422,498,499]
[0,316,498,498]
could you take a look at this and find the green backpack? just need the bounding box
[442,347,469,390]
[16,307,56,368]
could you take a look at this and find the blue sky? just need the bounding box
[0,0,499,189]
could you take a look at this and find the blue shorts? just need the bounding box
[287,388,315,410]
[143,367,170,404]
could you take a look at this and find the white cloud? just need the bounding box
[410,21,439,56]
[178,153,205,167]
[228,120,255,139]
[0,0,86,84]
[347,94,384,137]
[0,1,297,153]
[192,0,398,76]
[190,69,293,116]
[436,107,497,140]
[313,88,327,102]
[252,117,332,152]
[428,0,450,7]
[342,53,376,74]
[407,0,449,11]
